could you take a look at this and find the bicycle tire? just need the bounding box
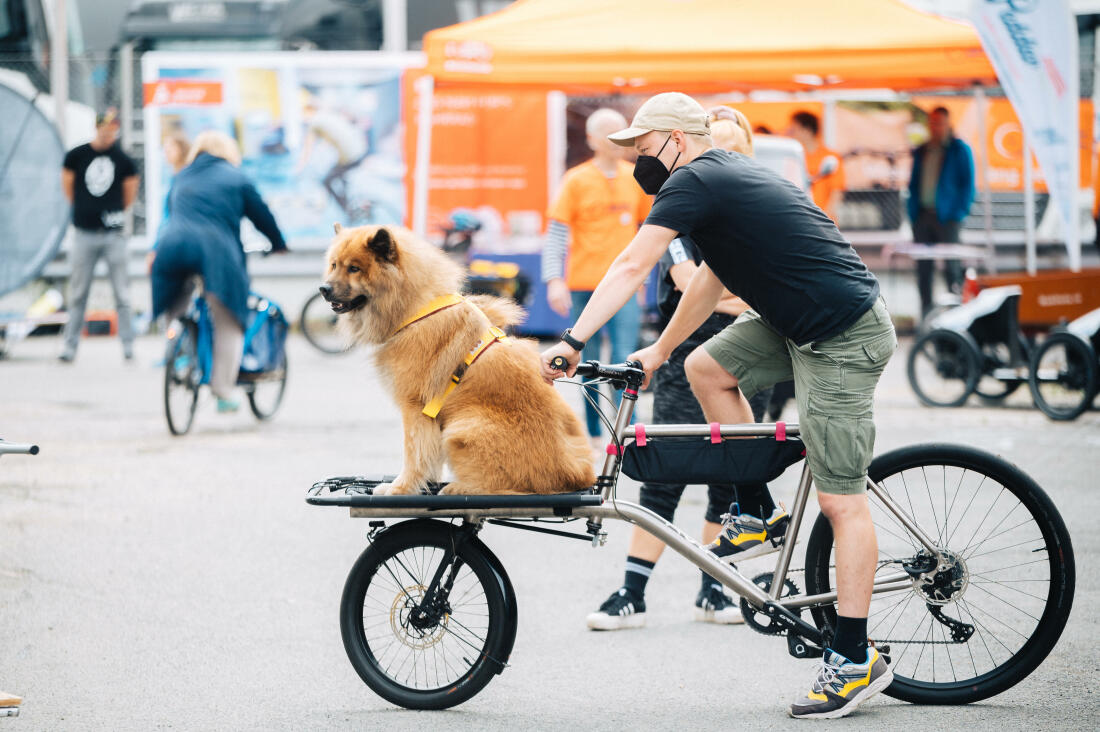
[300,291,350,355]
[163,320,200,436]
[803,443,1074,705]
[245,349,287,420]
[974,335,1029,402]
[1027,333,1097,421]
[340,519,516,710]
[907,329,980,408]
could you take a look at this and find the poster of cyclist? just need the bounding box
[142,52,423,249]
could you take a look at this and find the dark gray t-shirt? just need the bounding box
[645,149,879,345]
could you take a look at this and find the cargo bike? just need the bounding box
[307,360,1075,711]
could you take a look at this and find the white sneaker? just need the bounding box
[586,587,646,630]
[693,584,745,624]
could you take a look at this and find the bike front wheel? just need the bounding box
[300,291,351,355]
[340,519,516,710]
[804,443,1074,705]
[163,320,200,436]
[907,330,980,408]
[1028,332,1097,421]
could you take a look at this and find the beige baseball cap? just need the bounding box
[608,92,711,147]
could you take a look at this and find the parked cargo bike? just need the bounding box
[307,360,1074,712]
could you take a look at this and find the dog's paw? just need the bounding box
[372,481,419,496]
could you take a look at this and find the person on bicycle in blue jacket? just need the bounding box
[150,131,288,413]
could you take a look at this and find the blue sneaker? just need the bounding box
[789,647,893,719]
[216,398,240,414]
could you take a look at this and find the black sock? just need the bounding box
[700,569,723,592]
[623,556,656,599]
[733,484,776,519]
[831,615,869,662]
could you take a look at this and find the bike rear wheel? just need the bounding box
[300,291,350,355]
[340,520,516,710]
[804,443,1074,705]
[163,320,200,436]
[243,350,287,420]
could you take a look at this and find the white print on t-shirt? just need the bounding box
[85,155,116,197]
[101,210,126,228]
[668,238,689,265]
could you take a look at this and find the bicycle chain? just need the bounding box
[780,565,966,645]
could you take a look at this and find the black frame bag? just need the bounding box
[620,432,806,485]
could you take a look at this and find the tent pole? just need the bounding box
[413,74,434,237]
[974,85,996,274]
[1023,130,1037,276]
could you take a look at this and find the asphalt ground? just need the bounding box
[1,332,1098,730]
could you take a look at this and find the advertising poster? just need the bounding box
[402,73,551,254]
[143,52,423,249]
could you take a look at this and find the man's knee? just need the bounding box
[817,491,870,524]
[685,347,737,392]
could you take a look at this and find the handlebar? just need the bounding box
[0,441,39,457]
[550,358,646,389]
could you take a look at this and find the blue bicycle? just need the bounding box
[163,291,289,436]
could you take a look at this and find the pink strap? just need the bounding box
[606,443,621,456]
[775,421,786,441]
[710,422,721,444]
[635,423,647,447]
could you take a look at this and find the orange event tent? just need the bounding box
[411,0,998,233]
[422,0,996,92]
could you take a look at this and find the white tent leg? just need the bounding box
[413,74,434,238]
[975,85,996,273]
[1024,131,1037,276]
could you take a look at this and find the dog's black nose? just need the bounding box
[319,283,333,301]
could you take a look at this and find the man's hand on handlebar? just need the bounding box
[627,342,670,390]
[540,341,580,383]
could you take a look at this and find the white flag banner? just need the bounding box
[971,0,1081,270]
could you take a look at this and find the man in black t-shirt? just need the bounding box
[59,109,139,362]
[541,93,896,720]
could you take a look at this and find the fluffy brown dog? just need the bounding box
[320,224,595,496]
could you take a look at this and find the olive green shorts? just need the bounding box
[703,298,897,495]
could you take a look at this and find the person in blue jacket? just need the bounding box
[907,106,976,318]
[150,130,287,413]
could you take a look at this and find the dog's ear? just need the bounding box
[368,227,399,263]
[333,222,343,234]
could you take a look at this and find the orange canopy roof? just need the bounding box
[424,0,996,92]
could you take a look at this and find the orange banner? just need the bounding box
[404,73,548,244]
[143,80,224,107]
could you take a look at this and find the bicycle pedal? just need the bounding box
[786,632,824,659]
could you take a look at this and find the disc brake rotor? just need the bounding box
[390,584,448,650]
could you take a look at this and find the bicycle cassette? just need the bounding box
[740,572,800,635]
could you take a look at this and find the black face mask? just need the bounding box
[633,134,680,195]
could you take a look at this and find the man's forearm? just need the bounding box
[570,256,650,342]
[655,265,724,354]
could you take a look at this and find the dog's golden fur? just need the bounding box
[322,224,595,496]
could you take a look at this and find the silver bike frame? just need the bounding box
[347,388,944,612]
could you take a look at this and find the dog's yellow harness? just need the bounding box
[394,294,509,419]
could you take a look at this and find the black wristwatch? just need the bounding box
[560,328,586,351]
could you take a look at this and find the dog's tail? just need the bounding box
[466,294,525,329]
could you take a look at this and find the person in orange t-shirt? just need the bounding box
[541,108,652,439]
[789,111,846,222]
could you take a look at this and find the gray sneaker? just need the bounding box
[789,647,893,719]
